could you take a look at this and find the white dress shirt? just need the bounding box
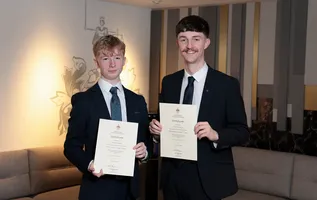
[98,77,127,121]
[180,62,208,113]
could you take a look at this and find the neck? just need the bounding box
[101,76,120,85]
[184,59,205,75]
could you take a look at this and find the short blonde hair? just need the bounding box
[93,35,126,57]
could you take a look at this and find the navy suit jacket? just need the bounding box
[159,67,250,199]
[64,83,150,200]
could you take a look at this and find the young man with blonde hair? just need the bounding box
[64,35,149,200]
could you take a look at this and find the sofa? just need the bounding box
[225,147,317,200]
[0,145,149,200]
[1,145,317,200]
[0,146,83,200]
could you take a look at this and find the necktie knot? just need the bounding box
[110,87,118,95]
[188,76,195,85]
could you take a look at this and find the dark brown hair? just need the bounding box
[176,15,210,38]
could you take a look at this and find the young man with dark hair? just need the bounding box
[149,15,249,200]
[64,35,149,200]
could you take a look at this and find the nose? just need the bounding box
[109,58,116,67]
[186,41,192,49]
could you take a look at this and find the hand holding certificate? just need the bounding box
[94,119,138,177]
[160,103,198,161]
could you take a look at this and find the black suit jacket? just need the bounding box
[159,67,250,199]
[64,83,150,200]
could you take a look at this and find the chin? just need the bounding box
[184,58,198,64]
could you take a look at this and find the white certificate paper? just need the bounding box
[160,103,198,161]
[94,119,138,177]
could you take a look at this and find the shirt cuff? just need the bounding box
[152,135,160,143]
[140,150,148,163]
[88,160,93,171]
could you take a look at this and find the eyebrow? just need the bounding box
[178,34,203,37]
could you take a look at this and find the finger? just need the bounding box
[151,129,161,135]
[136,151,145,157]
[194,123,204,132]
[136,151,146,158]
[136,145,146,154]
[195,122,209,129]
[150,126,159,132]
[151,119,162,130]
[194,125,205,134]
[135,148,144,156]
[89,165,95,171]
[133,142,144,150]
[197,131,208,140]
[136,146,146,155]
[93,169,103,177]
[151,123,162,131]
[199,121,209,125]
[196,129,208,139]
[153,120,162,129]
[195,123,211,133]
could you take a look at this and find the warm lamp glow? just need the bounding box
[120,49,141,94]
[31,56,61,98]
[5,27,68,151]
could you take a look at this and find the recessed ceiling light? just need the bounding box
[152,0,162,4]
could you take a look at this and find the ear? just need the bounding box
[94,57,100,68]
[204,38,211,49]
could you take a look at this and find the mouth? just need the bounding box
[108,69,117,73]
[184,50,197,54]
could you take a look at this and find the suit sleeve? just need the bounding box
[64,93,91,174]
[152,76,167,143]
[215,78,250,149]
[138,95,151,161]
[157,76,167,121]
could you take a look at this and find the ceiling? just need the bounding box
[101,0,271,9]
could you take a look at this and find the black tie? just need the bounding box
[183,76,195,104]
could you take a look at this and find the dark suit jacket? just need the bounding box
[159,67,250,200]
[64,83,150,200]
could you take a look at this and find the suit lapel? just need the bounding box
[123,87,135,122]
[90,83,111,119]
[198,67,216,121]
[170,70,184,104]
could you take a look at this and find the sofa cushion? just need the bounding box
[232,147,294,198]
[224,189,287,200]
[0,149,31,200]
[33,185,80,200]
[28,146,82,195]
[290,154,317,200]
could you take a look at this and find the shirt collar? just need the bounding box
[98,77,123,94]
[184,62,208,82]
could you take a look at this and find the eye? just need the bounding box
[115,56,121,60]
[102,57,109,61]
[179,38,187,43]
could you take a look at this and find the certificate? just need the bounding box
[94,119,138,177]
[159,103,197,161]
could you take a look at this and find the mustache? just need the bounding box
[182,48,198,53]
